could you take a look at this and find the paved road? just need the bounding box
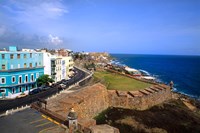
[0,67,88,113]
[0,108,64,133]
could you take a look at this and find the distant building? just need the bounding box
[50,58,56,82]
[42,52,67,82]
[63,56,74,78]
[50,57,67,82]
[42,51,52,76]
[0,46,44,99]
[55,57,62,82]
[57,49,69,57]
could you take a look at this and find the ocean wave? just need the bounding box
[111,54,200,99]
[172,88,200,100]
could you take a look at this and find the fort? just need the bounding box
[42,82,172,132]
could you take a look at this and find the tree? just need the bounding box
[36,75,54,87]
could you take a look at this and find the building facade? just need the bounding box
[42,51,52,76]
[0,46,44,99]
[64,56,74,77]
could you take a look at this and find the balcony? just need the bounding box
[0,66,44,72]
[0,81,36,88]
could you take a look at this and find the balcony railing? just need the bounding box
[0,66,44,72]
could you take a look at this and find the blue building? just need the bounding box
[0,46,44,99]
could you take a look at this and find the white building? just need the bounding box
[43,52,52,76]
[61,58,66,80]
[63,56,74,78]
[41,50,74,82]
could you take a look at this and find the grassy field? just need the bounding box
[94,71,152,91]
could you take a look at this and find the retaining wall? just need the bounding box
[108,84,172,110]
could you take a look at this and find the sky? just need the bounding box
[0,0,200,55]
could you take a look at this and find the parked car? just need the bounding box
[62,81,69,85]
[62,79,69,85]
[38,85,51,91]
[16,93,27,98]
[60,83,66,89]
[61,79,66,83]
[29,88,41,95]
[57,81,62,84]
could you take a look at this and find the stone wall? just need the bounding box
[46,83,172,132]
[47,83,172,118]
[108,84,172,110]
[47,83,109,119]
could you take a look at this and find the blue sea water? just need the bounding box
[111,54,200,99]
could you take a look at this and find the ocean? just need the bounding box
[111,54,200,99]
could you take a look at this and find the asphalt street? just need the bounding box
[0,67,88,113]
[0,67,90,133]
[0,108,63,133]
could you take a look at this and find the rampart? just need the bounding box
[108,84,172,110]
[43,82,172,132]
[47,83,109,119]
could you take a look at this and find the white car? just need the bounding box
[16,93,27,98]
[60,83,66,89]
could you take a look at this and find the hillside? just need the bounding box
[95,99,200,133]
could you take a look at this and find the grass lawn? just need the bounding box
[94,71,152,91]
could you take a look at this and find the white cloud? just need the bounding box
[0,25,66,48]
[49,34,63,45]
[2,0,68,21]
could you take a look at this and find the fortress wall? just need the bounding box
[45,83,172,132]
[108,84,172,110]
[47,83,109,119]
[47,83,172,120]
[73,84,109,119]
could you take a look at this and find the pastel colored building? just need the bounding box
[63,56,74,77]
[42,51,52,76]
[48,56,74,82]
[0,46,44,99]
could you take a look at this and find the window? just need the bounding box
[39,62,41,66]
[24,54,26,59]
[32,84,35,89]
[18,64,20,68]
[35,62,37,67]
[12,88,15,94]
[17,54,20,59]
[19,76,22,84]
[24,63,27,68]
[11,64,13,69]
[36,73,39,78]
[30,63,32,68]
[25,86,28,91]
[1,78,6,84]
[31,74,34,82]
[0,89,5,93]
[19,86,22,92]
[25,75,28,82]
[2,54,5,59]
[10,54,14,59]
[30,53,32,58]
[12,76,15,83]
[2,64,5,70]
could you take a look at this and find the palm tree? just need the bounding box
[36,74,54,87]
